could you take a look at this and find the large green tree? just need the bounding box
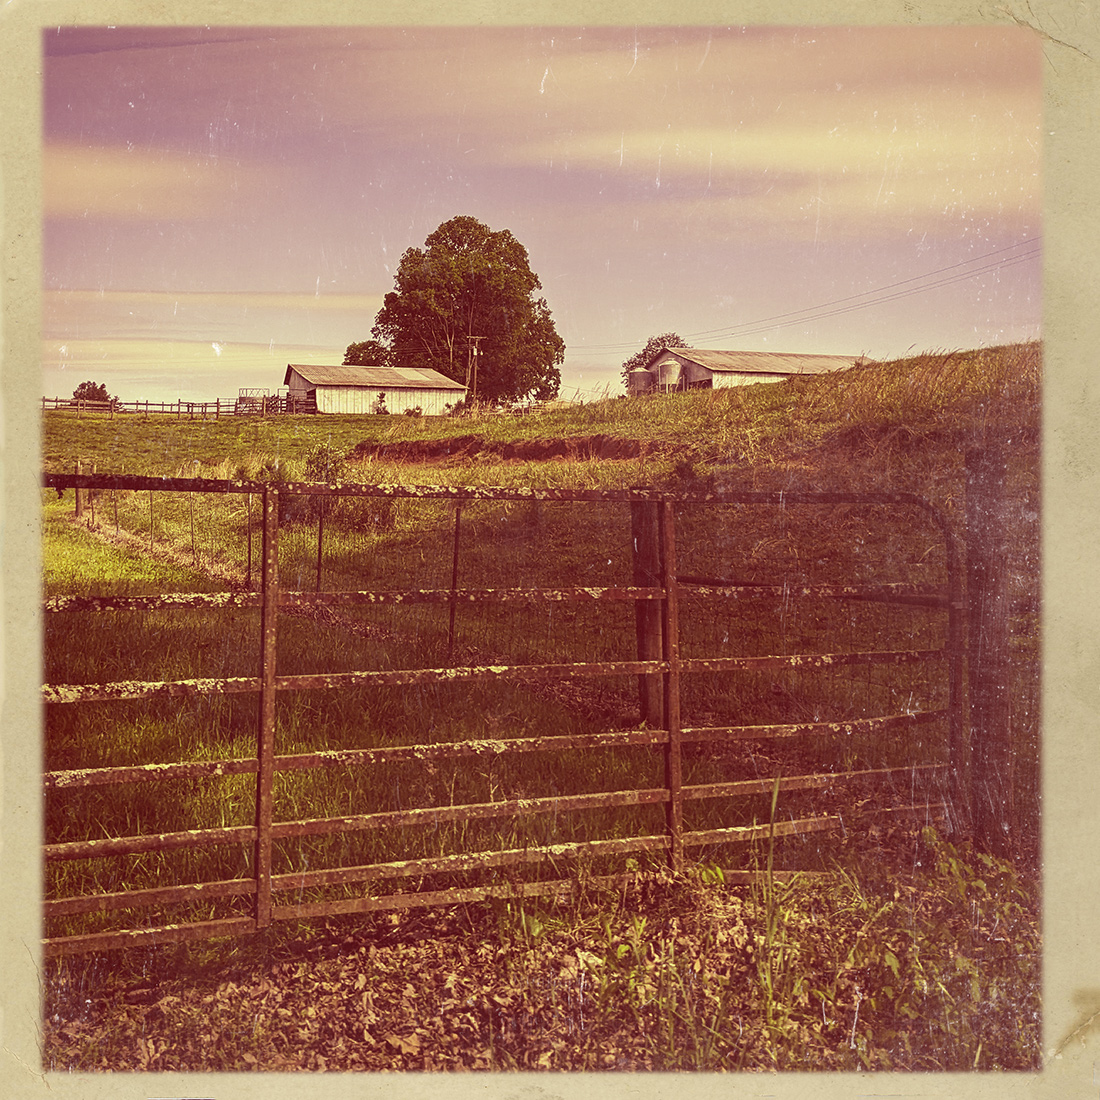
[343,339,393,367]
[621,333,690,389]
[369,215,564,404]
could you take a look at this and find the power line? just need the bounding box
[698,246,1039,343]
[576,237,1040,353]
[681,236,1039,342]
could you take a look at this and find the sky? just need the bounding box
[41,25,1042,403]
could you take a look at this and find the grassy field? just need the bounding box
[40,342,1041,1071]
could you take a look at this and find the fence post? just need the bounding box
[74,461,83,518]
[190,492,197,564]
[448,501,463,660]
[315,500,325,593]
[631,500,663,724]
[965,445,1014,858]
[659,500,683,872]
[940,508,969,838]
[254,485,279,929]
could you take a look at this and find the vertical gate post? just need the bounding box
[448,501,463,661]
[74,461,83,518]
[941,510,969,838]
[659,501,684,872]
[631,500,664,724]
[315,501,325,593]
[189,492,197,564]
[965,445,1014,858]
[254,485,279,928]
[246,492,253,588]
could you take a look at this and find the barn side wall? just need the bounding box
[314,386,462,415]
[285,370,313,397]
[710,372,788,388]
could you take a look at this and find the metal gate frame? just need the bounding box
[41,474,965,957]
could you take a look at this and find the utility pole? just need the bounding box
[467,336,485,407]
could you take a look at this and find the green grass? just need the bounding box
[40,345,1040,1063]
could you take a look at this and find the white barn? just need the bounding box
[628,348,862,395]
[283,364,467,415]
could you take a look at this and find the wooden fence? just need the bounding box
[40,475,993,958]
[42,395,309,418]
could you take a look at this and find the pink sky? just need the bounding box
[42,25,1041,401]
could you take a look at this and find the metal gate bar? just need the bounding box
[42,711,944,792]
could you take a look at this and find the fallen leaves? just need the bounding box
[41,853,1040,1074]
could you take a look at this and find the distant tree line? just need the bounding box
[72,380,119,406]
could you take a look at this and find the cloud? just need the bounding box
[43,289,386,346]
[45,289,384,313]
[43,142,266,221]
[502,91,1040,239]
[42,26,1040,245]
[373,27,1041,241]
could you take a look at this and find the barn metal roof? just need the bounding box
[654,348,860,376]
[284,364,467,390]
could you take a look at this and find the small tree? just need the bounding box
[620,333,691,390]
[372,392,389,415]
[72,380,115,405]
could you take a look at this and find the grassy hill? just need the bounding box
[43,343,1039,479]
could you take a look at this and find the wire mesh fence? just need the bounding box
[42,475,964,955]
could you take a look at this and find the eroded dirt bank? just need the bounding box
[347,433,681,464]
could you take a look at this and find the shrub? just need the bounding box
[303,444,348,484]
[72,380,117,407]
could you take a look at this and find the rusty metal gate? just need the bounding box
[41,474,965,958]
